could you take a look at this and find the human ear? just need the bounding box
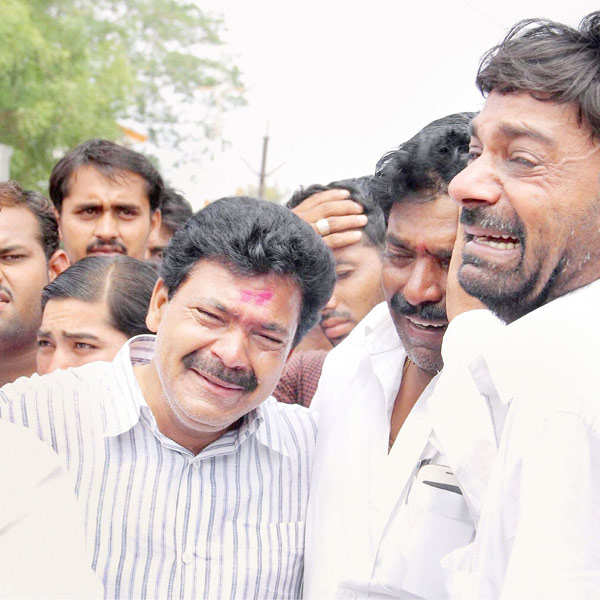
[47,249,70,281]
[146,278,169,333]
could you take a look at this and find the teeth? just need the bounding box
[407,317,445,328]
[475,236,518,250]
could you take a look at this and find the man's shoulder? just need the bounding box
[262,396,316,428]
[1,360,114,399]
[319,302,398,379]
[0,361,121,428]
[328,302,395,359]
[258,397,318,453]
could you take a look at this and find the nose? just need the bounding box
[41,348,73,375]
[448,155,502,209]
[324,292,337,311]
[403,256,444,307]
[209,327,250,371]
[93,211,119,240]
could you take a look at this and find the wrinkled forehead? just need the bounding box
[387,195,458,253]
[472,91,587,145]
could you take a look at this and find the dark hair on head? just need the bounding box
[159,187,193,234]
[161,196,336,346]
[0,180,59,259]
[477,12,600,137]
[41,256,158,338]
[372,112,474,219]
[49,139,164,213]
[286,176,386,247]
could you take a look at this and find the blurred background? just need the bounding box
[1,0,597,209]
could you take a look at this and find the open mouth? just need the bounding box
[470,233,519,250]
[0,292,10,304]
[405,315,447,331]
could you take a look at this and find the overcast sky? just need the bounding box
[162,0,599,209]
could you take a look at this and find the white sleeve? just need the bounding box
[500,412,600,599]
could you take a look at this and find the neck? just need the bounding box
[0,342,37,386]
[134,361,228,455]
[389,359,434,450]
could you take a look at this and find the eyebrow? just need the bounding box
[205,298,290,337]
[38,330,102,342]
[386,234,452,261]
[62,331,102,341]
[471,121,555,147]
[0,245,28,254]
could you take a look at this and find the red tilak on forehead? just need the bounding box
[240,289,274,305]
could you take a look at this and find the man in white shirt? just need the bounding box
[0,197,335,599]
[439,12,600,598]
[304,113,488,599]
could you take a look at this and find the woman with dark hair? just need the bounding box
[36,255,158,374]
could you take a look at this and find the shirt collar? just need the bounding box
[103,335,155,438]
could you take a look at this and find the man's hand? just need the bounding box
[447,219,487,321]
[291,189,368,249]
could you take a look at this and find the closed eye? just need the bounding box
[1,254,26,262]
[254,332,285,350]
[196,308,224,324]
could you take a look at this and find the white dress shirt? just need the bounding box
[440,279,600,599]
[0,335,316,599]
[304,303,487,599]
[0,419,102,598]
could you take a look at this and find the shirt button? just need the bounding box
[182,550,194,564]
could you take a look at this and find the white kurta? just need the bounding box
[304,303,496,599]
[440,279,600,599]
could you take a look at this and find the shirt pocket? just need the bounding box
[373,483,474,599]
[219,520,305,599]
[402,483,474,597]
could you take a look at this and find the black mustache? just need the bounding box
[86,239,127,254]
[182,352,258,392]
[390,292,447,322]
[461,206,525,241]
[321,309,353,323]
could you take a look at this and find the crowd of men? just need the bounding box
[1,11,600,599]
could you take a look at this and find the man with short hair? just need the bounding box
[303,113,478,599]
[274,178,385,406]
[0,181,68,385]
[49,138,163,263]
[0,197,335,599]
[437,12,600,598]
[145,187,193,265]
[288,177,385,348]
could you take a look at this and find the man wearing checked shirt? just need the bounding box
[0,196,335,599]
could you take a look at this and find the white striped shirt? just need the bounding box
[0,335,316,599]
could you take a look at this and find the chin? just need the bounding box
[407,348,443,375]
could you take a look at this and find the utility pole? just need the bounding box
[241,123,285,201]
[257,133,269,200]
